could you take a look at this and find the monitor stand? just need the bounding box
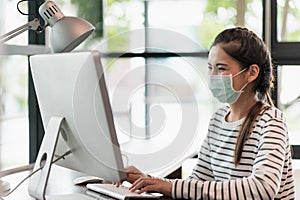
[28,116,65,200]
[28,117,96,200]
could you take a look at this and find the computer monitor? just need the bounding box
[28,51,126,199]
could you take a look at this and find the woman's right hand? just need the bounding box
[125,165,148,183]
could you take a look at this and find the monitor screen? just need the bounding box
[28,51,126,198]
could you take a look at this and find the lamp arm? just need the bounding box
[0,18,43,44]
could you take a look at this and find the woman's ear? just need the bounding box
[247,64,259,83]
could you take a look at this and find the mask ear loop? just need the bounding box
[232,68,249,92]
[232,67,248,78]
[239,80,249,92]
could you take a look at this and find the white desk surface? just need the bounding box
[1,164,171,200]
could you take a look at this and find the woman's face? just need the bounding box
[208,44,248,91]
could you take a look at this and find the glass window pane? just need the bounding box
[102,57,146,143]
[146,57,216,140]
[102,55,219,143]
[99,0,145,53]
[0,1,29,170]
[103,56,216,159]
[276,0,300,42]
[1,0,28,45]
[278,65,300,145]
[148,0,263,51]
[0,55,29,170]
[57,0,144,53]
[147,57,209,100]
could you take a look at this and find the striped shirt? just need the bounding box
[172,105,295,199]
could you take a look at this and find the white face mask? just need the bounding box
[208,68,248,104]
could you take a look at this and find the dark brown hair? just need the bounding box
[211,27,274,166]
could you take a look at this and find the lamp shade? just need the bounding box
[39,1,95,53]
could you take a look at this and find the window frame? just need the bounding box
[28,0,46,163]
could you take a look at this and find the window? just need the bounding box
[271,0,300,157]
[10,0,297,168]
[0,0,30,170]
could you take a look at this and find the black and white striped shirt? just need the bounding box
[172,106,295,199]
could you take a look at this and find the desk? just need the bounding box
[1,164,170,200]
[2,164,87,199]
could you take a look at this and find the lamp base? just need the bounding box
[0,179,10,194]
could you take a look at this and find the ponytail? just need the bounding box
[234,101,271,166]
[266,91,274,107]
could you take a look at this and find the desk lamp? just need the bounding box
[0,0,94,195]
[0,0,95,53]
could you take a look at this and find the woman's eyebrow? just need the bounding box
[216,62,227,65]
[207,62,228,67]
[215,63,228,67]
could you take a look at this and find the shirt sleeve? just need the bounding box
[172,109,292,199]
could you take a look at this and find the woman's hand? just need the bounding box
[125,165,148,183]
[129,177,172,197]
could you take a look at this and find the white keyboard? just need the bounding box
[86,183,161,200]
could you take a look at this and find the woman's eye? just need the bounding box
[218,68,226,72]
[207,65,213,71]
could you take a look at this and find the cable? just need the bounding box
[17,0,34,16]
[17,0,36,17]
[0,150,72,198]
[121,153,129,167]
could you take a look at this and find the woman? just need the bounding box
[125,27,295,199]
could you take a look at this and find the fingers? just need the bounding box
[112,182,121,187]
[129,177,154,193]
[137,185,155,194]
[129,177,172,197]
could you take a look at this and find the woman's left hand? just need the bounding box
[129,177,172,197]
